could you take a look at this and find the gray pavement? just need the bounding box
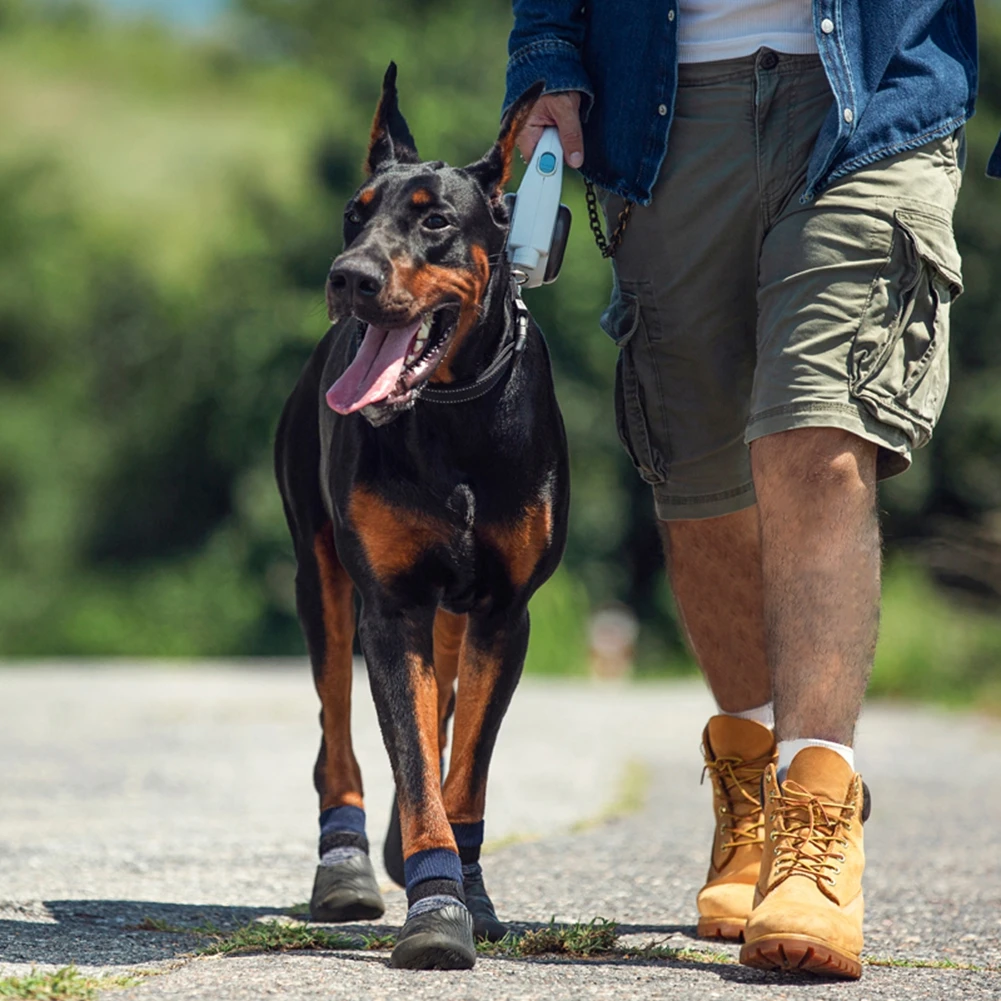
[1,663,1000,1000]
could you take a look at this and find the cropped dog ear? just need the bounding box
[366,62,420,174]
[465,81,546,200]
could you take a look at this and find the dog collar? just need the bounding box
[418,284,529,406]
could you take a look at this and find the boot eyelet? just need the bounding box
[824,875,837,886]
[769,831,778,841]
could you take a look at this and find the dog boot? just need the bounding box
[740,747,869,979]
[310,806,384,922]
[310,852,385,922]
[462,862,507,942]
[697,715,776,940]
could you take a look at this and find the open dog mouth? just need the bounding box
[325,306,458,415]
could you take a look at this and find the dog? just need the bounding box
[274,65,569,970]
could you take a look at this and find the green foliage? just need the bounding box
[2,0,1001,701]
[872,559,1001,708]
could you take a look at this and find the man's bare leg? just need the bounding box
[662,505,770,712]
[751,427,879,745]
[739,427,878,978]
[665,506,774,940]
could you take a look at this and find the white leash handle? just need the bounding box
[507,127,565,289]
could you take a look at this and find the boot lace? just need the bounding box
[701,751,772,850]
[768,781,855,896]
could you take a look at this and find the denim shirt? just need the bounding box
[505,1,997,205]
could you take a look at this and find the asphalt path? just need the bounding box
[1,663,999,1000]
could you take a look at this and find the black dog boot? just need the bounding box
[382,791,406,888]
[462,862,507,942]
[310,853,385,922]
[391,899,476,970]
[310,806,384,922]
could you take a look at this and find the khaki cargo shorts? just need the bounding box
[601,51,965,521]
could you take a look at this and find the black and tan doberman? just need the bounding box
[274,66,568,970]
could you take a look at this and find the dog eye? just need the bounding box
[422,214,450,231]
[345,210,362,226]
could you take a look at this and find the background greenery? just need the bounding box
[1,0,1000,707]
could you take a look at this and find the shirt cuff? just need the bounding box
[504,38,594,120]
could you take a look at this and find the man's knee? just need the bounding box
[750,427,877,497]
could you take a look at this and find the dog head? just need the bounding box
[324,64,542,421]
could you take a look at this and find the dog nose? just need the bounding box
[329,261,384,299]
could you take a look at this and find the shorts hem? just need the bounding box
[653,480,757,522]
[744,402,913,478]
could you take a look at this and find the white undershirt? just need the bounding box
[677,0,818,64]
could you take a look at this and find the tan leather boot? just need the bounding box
[697,716,776,940]
[740,747,870,979]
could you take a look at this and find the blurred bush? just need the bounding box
[0,0,1000,704]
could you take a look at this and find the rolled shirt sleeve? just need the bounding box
[504,0,594,117]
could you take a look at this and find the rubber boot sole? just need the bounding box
[390,904,476,970]
[697,916,746,941]
[309,855,385,923]
[740,934,862,980]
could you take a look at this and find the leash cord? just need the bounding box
[585,180,633,258]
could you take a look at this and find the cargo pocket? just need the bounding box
[849,206,962,449]
[600,286,668,485]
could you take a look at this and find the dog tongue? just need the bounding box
[326,319,422,414]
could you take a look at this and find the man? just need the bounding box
[505,0,999,980]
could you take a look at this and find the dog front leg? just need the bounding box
[441,603,529,941]
[302,524,383,923]
[361,603,476,969]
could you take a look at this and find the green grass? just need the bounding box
[0,967,143,1000]
[476,918,619,959]
[196,920,362,956]
[628,944,734,964]
[864,955,988,971]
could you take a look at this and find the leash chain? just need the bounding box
[585,180,633,258]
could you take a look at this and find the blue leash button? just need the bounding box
[537,151,557,175]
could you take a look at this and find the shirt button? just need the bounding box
[821,17,834,34]
[658,103,668,116]
[668,8,675,20]
[843,107,854,124]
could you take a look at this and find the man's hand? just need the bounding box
[515,91,585,169]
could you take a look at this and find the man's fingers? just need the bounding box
[514,92,585,168]
[551,99,584,169]
[517,124,544,164]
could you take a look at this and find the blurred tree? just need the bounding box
[0,0,999,681]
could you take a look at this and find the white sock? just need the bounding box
[776,738,854,780]
[721,700,774,729]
